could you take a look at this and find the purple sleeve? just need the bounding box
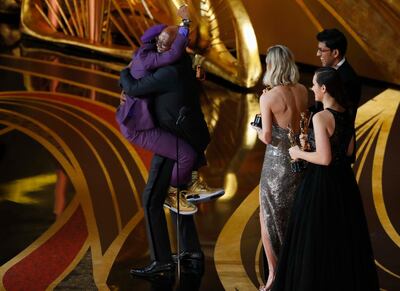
[178,26,189,37]
[143,33,188,70]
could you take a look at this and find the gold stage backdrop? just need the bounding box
[20,0,400,86]
[20,0,262,88]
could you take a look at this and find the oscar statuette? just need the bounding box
[300,112,311,152]
[287,125,304,173]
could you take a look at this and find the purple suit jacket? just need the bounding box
[116,33,187,131]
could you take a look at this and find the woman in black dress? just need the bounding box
[272,67,379,291]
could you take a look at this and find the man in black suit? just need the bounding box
[313,28,361,164]
[119,26,209,277]
[315,28,361,120]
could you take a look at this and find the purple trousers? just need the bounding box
[119,123,196,187]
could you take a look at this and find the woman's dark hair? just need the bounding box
[315,67,349,109]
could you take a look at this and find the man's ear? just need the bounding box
[332,48,340,58]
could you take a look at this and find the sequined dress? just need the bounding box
[259,123,303,258]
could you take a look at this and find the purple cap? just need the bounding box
[140,24,167,43]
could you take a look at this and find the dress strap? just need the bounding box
[326,107,346,115]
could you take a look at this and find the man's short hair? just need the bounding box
[316,28,347,57]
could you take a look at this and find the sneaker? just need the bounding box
[184,178,225,203]
[163,188,197,215]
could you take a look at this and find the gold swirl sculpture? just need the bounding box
[21,0,262,88]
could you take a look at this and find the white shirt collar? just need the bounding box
[334,57,346,70]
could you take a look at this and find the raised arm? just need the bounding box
[143,28,188,70]
[143,4,191,70]
[119,66,176,97]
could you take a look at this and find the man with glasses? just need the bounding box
[315,28,361,119]
[314,28,361,164]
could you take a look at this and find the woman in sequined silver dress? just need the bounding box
[253,45,308,291]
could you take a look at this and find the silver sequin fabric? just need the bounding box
[259,124,304,257]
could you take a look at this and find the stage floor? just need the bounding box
[0,37,399,290]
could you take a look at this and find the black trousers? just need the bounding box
[159,113,210,156]
[142,154,201,263]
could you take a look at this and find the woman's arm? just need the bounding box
[289,112,332,165]
[257,90,273,144]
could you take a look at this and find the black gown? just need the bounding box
[272,108,379,291]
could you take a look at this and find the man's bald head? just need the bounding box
[156,26,178,53]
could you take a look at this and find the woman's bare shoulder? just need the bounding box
[293,83,307,94]
[260,88,280,103]
[314,109,333,122]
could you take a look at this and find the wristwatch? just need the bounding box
[181,19,191,27]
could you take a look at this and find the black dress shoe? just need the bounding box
[129,261,174,277]
[174,251,204,261]
[172,251,204,269]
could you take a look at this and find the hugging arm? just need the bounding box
[119,66,175,97]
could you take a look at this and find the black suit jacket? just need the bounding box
[119,54,210,154]
[337,60,361,120]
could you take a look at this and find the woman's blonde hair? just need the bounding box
[263,45,299,88]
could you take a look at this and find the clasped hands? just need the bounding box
[289,145,301,160]
[289,134,307,160]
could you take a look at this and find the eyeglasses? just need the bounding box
[317,47,331,53]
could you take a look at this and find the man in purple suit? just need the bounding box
[116,7,224,215]
[116,21,200,215]
[117,12,224,277]
[119,24,209,277]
